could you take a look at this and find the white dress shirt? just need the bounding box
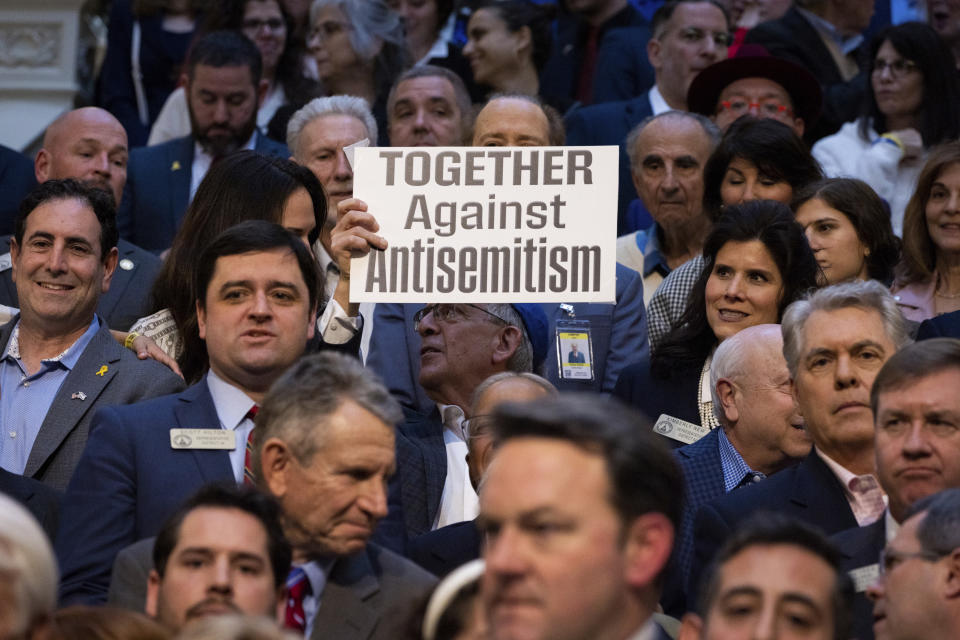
[205,368,258,483]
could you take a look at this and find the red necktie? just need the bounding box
[285,567,310,632]
[242,405,258,485]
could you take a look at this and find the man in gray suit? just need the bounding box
[254,351,437,640]
[0,179,183,489]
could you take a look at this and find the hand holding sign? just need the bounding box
[330,198,388,315]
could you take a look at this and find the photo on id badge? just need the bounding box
[558,331,593,380]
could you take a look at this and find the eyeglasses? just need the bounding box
[718,99,794,118]
[308,20,351,44]
[878,546,943,576]
[872,58,919,78]
[413,304,507,332]
[242,18,285,33]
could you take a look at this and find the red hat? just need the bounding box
[687,44,823,129]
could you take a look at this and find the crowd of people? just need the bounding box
[3,0,960,638]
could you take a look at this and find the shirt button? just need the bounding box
[22,381,29,388]
[8,431,15,439]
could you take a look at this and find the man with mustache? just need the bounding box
[833,338,960,640]
[254,351,436,638]
[118,30,288,253]
[690,281,911,599]
[146,484,290,633]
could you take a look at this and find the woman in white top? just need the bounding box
[812,22,960,236]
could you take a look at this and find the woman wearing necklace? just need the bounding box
[892,141,960,321]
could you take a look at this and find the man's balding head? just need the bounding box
[472,96,552,147]
[35,107,128,207]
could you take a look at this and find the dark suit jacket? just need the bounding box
[690,450,857,599]
[0,317,184,489]
[395,407,447,539]
[108,537,154,612]
[56,380,233,605]
[831,517,886,640]
[367,264,648,415]
[118,134,289,252]
[612,358,701,449]
[310,544,437,640]
[916,311,960,340]
[0,466,61,542]
[743,8,866,141]
[565,92,654,235]
[0,236,160,331]
[408,519,482,578]
[0,145,36,235]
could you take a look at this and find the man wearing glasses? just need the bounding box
[832,338,960,639]
[868,488,960,640]
[393,302,548,540]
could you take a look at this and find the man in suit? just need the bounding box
[690,281,912,598]
[55,221,319,605]
[118,31,289,253]
[0,144,35,235]
[666,324,810,614]
[867,489,960,640]
[0,180,182,490]
[367,94,649,409]
[0,107,162,331]
[832,339,960,640]
[408,371,556,577]
[145,484,290,633]
[681,514,855,640]
[565,0,729,234]
[743,0,875,141]
[255,351,437,639]
[481,394,679,640]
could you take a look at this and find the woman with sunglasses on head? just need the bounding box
[812,22,960,236]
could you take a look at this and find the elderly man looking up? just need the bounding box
[616,111,719,303]
[691,280,911,595]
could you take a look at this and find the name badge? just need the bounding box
[170,429,236,450]
[849,563,880,593]
[653,414,710,445]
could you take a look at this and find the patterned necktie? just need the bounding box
[242,405,259,486]
[285,566,310,632]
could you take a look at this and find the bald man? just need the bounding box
[665,324,811,614]
[408,372,557,577]
[0,108,161,331]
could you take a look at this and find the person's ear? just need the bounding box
[943,548,960,599]
[792,117,805,138]
[100,246,119,294]
[145,569,162,617]
[677,612,705,640]
[716,378,739,425]
[35,149,52,184]
[492,325,522,366]
[647,37,663,72]
[623,511,674,589]
[261,437,294,499]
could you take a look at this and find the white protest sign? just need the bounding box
[349,146,618,303]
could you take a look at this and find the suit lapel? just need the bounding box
[169,138,194,232]
[24,325,121,477]
[172,379,234,484]
[311,551,381,640]
[789,451,858,530]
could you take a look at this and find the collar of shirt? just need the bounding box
[717,427,765,492]
[637,223,671,279]
[797,7,864,55]
[191,132,258,198]
[648,85,671,115]
[3,316,101,370]
[885,508,900,544]
[206,368,258,431]
[438,403,467,441]
[816,447,887,523]
[417,13,456,65]
[625,618,658,640]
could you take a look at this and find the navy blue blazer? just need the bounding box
[612,358,701,449]
[367,264,648,416]
[56,380,234,605]
[408,519,482,578]
[0,466,61,543]
[0,145,36,235]
[0,236,160,331]
[831,517,886,640]
[743,8,866,141]
[394,407,447,539]
[118,134,289,252]
[690,450,857,599]
[565,92,654,236]
[916,311,960,340]
[673,430,725,592]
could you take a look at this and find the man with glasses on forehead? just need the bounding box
[393,302,549,540]
[686,44,824,138]
[565,0,730,235]
[867,488,960,640]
